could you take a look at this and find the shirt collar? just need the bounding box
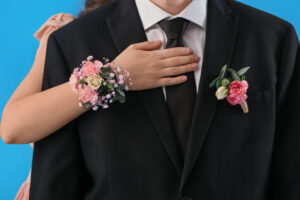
[135,0,207,30]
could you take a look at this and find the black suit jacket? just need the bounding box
[29,0,300,199]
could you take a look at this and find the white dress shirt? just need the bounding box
[135,0,208,100]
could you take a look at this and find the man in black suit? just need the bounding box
[30,0,300,199]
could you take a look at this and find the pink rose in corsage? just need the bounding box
[69,56,132,111]
[209,65,251,113]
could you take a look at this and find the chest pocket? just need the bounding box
[246,90,273,104]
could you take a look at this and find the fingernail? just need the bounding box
[187,48,193,53]
[192,63,198,69]
[194,55,200,61]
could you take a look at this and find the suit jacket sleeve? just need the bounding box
[271,24,300,200]
[29,33,90,200]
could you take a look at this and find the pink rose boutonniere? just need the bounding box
[209,65,251,113]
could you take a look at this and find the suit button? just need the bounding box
[181,196,192,200]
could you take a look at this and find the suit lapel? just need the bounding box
[105,0,183,175]
[179,0,240,191]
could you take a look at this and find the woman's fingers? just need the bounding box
[131,40,162,50]
[158,75,188,87]
[117,41,200,90]
[161,63,198,77]
[156,47,193,59]
[160,54,200,68]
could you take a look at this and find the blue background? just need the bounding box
[0,0,299,199]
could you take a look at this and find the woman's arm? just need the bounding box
[1,82,87,144]
[0,40,198,144]
[0,24,199,145]
[0,14,86,144]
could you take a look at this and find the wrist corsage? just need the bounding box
[69,56,132,111]
[209,65,251,114]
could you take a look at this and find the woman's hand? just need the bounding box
[113,40,200,91]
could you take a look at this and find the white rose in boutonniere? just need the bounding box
[86,74,104,90]
[215,86,229,100]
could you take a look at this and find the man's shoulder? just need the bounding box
[228,0,292,33]
[51,0,118,41]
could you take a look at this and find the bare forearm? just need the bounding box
[1,82,88,144]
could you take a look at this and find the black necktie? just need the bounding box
[158,18,196,159]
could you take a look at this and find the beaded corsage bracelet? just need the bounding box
[69,56,132,111]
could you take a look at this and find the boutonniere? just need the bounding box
[209,65,251,114]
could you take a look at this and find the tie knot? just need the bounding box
[158,18,190,40]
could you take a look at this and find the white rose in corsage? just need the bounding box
[209,65,250,113]
[85,75,104,90]
[69,56,132,111]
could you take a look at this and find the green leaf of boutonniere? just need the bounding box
[237,66,251,76]
[228,68,241,81]
[220,65,228,79]
[216,79,223,89]
[209,76,221,88]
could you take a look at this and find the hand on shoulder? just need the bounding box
[34,13,76,41]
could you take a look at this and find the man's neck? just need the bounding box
[150,0,193,15]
